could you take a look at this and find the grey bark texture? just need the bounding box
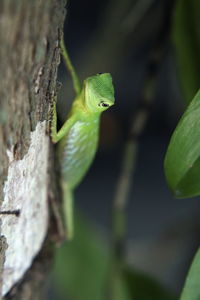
[0,0,66,299]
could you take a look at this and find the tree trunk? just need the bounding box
[0,0,65,299]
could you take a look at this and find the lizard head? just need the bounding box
[84,73,115,113]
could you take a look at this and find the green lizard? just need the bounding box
[51,38,115,239]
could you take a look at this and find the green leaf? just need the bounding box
[173,0,200,103]
[164,89,200,198]
[180,248,200,300]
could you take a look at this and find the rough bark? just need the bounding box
[0,0,65,299]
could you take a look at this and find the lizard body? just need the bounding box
[51,40,115,239]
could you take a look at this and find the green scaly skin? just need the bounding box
[51,39,115,239]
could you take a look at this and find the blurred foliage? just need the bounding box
[180,248,200,300]
[123,267,176,300]
[53,212,109,300]
[52,213,175,300]
[165,0,200,299]
[164,89,200,198]
[172,0,200,104]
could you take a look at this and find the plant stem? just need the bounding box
[60,38,81,95]
[109,0,177,298]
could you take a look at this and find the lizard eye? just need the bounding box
[98,101,110,108]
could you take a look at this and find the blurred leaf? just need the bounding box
[164,89,200,198]
[107,268,132,300]
[173,0,200,103]
[180,248,200,300]
[53,212,176,300]
[53,212,110,300]
[123,267,176,300]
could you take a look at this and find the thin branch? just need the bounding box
[109,0,177,298]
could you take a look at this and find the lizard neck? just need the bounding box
[72,89,102,119]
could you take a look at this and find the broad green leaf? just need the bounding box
[173,0,200,103]
[180,248,200,300]
[164,89,200,198]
